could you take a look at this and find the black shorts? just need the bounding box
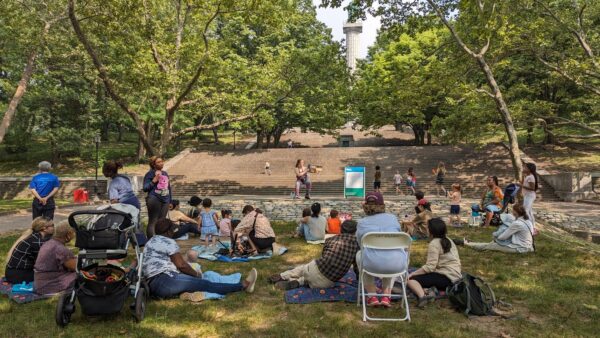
[411,272,452,290]
[450,205,461,215]
[374,181,381,189]
[249,230,275,251]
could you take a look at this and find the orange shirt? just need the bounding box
[327,217,341,234]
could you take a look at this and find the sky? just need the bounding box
[312,0,382,58]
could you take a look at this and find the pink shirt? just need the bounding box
[219,218,232,237]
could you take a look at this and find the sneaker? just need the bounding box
[367,296,380,307]
[380,296,392,308]
[180,292,205,303]
[268,273,284,284]
[305,195,311,200]
[275,280,300,290]
[417,295,435,308]
[245,268,258,293]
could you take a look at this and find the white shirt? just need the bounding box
[142,235,180,278]
[393,174,403,184]
[523,174,536,200]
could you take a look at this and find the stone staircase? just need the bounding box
[167,144,559,201]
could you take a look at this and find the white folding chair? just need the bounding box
[356,232,412,322]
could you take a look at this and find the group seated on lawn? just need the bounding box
[2,189,536,313]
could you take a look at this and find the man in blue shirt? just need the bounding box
[29,161,60,220]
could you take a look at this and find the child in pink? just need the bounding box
[219,210,233,237]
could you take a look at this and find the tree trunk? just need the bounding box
[117,123,124,142]
[475,56,523,180]
[426,130,432,145]
[256,130,264,149]
[0,49,39,143]
[526,121,533,145]
[212,128,219,145]
[273,128,283,147]
[101,121,110,141]
[394,122,402,131]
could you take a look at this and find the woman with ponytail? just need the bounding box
[520,163,538,231]
[407,218,461,308]
[5,217,54,283]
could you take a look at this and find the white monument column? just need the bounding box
[343,21,363,73]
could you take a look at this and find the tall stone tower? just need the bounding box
[343,19,363,73]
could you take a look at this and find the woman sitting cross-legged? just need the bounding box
[295,202,326,242]
[462,203,534,253]
[34,221,77,295]
[5,217,54,284]
[142,218,257,299]
[356,192,408,308]
[407,218,461,308]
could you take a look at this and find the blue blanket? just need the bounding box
[191,242,287,262]
[0,278,52,304]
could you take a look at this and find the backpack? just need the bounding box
[446,273,497,316]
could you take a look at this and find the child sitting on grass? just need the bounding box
[198,198,219,247]
[293,207,312,238]
[327,209,341,235]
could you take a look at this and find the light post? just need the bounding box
[94,134,101,201]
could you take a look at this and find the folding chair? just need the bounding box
[356,232,412,322]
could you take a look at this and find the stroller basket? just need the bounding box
[70,210,132,250]
[78,264,130,316]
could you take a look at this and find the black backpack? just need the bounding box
[446,273,497,316]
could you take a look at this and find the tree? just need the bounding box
[322,0,524,180]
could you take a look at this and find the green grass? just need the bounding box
[0,222,599,337]
[0,199,71,213]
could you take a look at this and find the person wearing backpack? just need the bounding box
[407,218,462,308]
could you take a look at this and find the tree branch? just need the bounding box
[474,87,494,98]
[68,0,156,154]
[172,114,256,137]
[142,0,168,73]
[426,0,476,57]
[537,56,600,96]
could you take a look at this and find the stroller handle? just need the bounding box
[68,209,133,231]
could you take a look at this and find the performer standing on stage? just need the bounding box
[294,159,312,200]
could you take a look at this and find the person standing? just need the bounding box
[143,156,172,238]
[29,161,60,220]
[393,170,403,195]
[520,163,538,231]
[103,160,141,209]
[433,162,447,196]
[294,159,311,199]
[374,165,382,192]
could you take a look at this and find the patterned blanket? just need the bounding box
[0,278,53,304]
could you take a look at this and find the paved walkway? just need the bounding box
[0,205,91,233]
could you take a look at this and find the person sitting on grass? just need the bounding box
[142,218,257,299]
[480,176,504,227]
[270,220,359,290]
[5,217,54,284]
[407,218,461,308]
[401,192,434,239]
[296,203,326,242]
[356,192,408,308]
[326,209,342,235]
[233,205,276,252]
[461,203,534,253]
[167,200,201,239]
[33,221,77,295]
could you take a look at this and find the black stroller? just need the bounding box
[55,209,147,326]
[489,183,520,226]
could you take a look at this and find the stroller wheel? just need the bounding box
[133,287,147,323]
[55,292,74,327]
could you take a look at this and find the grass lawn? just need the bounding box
[0,199,70,213]
[0,222,599,337]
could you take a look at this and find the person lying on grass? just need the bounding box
[407,218,462,308]
[270,220,359,290]
[142,218,257,299]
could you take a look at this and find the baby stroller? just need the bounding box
[55,209,147,327]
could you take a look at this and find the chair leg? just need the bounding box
[401,278,411,321]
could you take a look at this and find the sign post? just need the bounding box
[344,166,366,198]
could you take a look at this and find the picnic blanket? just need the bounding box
[284,268,443,304]
[0,278,53,304]
[191,241,288,262]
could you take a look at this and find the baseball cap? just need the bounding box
[365,191,384,205]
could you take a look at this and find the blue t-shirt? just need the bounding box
[356,213,408,274]
[29,173,60,198]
